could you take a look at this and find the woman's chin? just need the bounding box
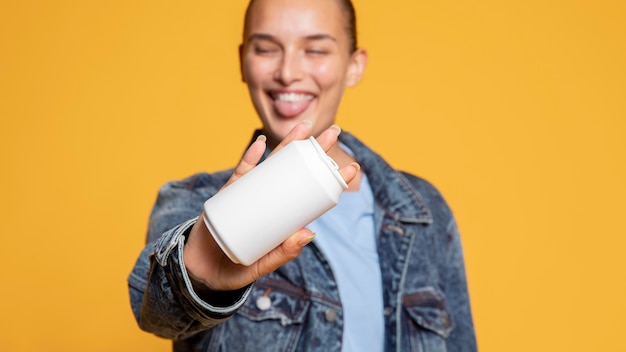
[264,119,304,138]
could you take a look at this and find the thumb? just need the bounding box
[253,228,314,277]
[339,162,361,185]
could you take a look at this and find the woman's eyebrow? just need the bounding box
[304,34,337,42]
[247,33,337,43]
[248,33,278,43]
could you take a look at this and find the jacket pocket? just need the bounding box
[403,286,454,351]
[238,279,310,325]
[206,278,310,352]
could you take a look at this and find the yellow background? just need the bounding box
[1,0,624,351]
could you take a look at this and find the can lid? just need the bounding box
[307,136,348,189]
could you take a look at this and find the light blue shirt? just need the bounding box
[308,172,384,352]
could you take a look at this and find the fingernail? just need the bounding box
[350,162,361,172]
[330,124,341,136]
[301,119,313,129]
[256,134,267,142]
[298,233,316,247]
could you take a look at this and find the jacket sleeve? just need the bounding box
[127,176,252,340]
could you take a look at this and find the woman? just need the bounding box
[128,0,477,351]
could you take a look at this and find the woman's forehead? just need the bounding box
[244,0,346,38]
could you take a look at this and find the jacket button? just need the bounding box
[384,307,393,316]
[440,312,450,327]
[325,308,337,322]
[256,295,272,311]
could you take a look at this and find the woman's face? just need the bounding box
[240,0,366,144]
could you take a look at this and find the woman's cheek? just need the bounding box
[311,62,340,86]
[245,57,276,84]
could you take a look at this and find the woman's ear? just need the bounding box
[345,48,368,87]
[239,44,246,83]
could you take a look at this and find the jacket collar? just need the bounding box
[339,132,433,224]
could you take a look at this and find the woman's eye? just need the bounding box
[306,49,328,55]
[255,46,278,54]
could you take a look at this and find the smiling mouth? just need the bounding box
[270,92,315,102]
[269,92,316,118]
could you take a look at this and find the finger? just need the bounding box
[315,124,342,152]
[224,135,267,188]
[252,228,314,277]
[339,162,360,185]
[267,120,312,157]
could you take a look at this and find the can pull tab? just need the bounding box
[325,155,339,170]
[307,136,348,189]
[309,136,339,170]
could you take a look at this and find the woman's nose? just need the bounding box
[274,52,303,85]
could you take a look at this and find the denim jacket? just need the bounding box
[128,132,477,352]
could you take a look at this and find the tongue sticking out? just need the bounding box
[274,99,313,118]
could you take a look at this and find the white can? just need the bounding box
[202,137,348,266]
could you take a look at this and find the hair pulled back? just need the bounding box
[243,0,358,53]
